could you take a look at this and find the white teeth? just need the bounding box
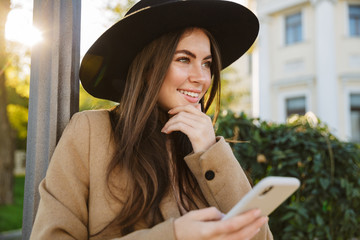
[178,90,199,98]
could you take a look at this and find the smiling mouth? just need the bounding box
[178,89,200,98]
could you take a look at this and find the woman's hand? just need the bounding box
[174,207,268,240]
[161,104,216,152]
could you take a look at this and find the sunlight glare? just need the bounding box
[5,9,43,46]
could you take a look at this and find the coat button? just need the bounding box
[205,170,215,180]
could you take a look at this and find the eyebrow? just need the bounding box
[175,49,212,60]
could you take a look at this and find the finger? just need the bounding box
[228,216,268,240]
[169,110,202,122]
[170,109,212,128]
[163,111,206,128]
[168,104,202,116]
[212,209,262,235]
[161,112,208,134]
[161,120,196,135]
[186,207,223,221]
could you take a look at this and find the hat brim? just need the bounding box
[80,0,259,102]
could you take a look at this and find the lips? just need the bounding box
[177,89,200,98]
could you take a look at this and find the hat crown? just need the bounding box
[126,0,188,16]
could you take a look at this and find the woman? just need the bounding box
[31,0,273,239]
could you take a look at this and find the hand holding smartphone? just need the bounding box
[222,176,300,220]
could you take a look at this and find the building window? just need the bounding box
[286,96,306,117]
[285,12,303,45]
[350,94,360,142]
[349,5,360,36]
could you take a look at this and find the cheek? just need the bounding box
[163,66,184,88]
[204,74,212,91]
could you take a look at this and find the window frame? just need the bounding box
[278,89,311,122]
[285,11,303,45]
[286,96,307,118]
[349,4,360,37]
[344,86,360,141]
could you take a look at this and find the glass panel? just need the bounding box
[350,94,360,142]
[285,12,302,44]
[351,111,360,142]
[349,5,360,36]
[351,94,360,108]
[286,96,306,117]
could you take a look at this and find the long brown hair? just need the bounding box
[107,27,222,235]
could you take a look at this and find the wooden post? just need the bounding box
[22,1,81,239]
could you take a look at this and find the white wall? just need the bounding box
[253,0,360,140]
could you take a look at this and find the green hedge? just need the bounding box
[216,111,360,240]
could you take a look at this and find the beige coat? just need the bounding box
[30,110,273,239]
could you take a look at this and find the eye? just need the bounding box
[202,60,212,69]
[177,57,190,64]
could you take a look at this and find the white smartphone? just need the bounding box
[222,176,300,220]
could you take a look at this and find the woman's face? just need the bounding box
[157,28,212,111]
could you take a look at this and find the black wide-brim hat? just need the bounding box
[79,0,259,102]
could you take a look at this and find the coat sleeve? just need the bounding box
[30,112,91,239]
[184,137,273,240]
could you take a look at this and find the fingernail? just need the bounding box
[259,216,268,225]
[161,128,167,133]
[254,209,261,217]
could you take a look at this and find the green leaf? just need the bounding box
[319,178,330,190]
[280,212,295,222]
[316,214,324,225]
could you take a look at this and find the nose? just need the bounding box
[188,63,209,84]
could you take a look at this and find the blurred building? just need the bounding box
[232,0,360,141]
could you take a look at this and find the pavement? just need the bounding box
[0,229,22,240]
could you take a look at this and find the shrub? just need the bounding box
[0,176,25,232]
[216,111,360,239]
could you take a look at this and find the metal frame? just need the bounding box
[22,1,81,239]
